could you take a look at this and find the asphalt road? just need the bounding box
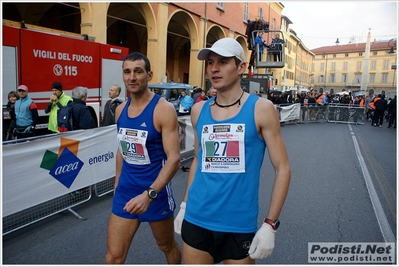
[2,121,396,265]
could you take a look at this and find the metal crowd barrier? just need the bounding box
[326,104,366,124]
[298,104,365,125]
[3,186,92,235]
[93,177,115,197]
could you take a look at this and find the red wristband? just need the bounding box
[264,218,280,230]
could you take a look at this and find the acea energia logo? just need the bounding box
[40,137,84,189]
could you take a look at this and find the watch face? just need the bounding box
[274,220,280,230]
[148,189,158,199]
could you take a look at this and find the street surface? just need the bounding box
[2,122,396,264]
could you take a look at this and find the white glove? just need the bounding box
[174,202,186,235]
[248,222,276,259]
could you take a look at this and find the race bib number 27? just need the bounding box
[201,123,245,173]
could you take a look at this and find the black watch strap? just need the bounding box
[146,188,158,200]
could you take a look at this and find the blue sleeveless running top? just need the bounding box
[185,94,266,233]
[116,94,168,197]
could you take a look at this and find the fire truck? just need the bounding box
[2,24,129,135]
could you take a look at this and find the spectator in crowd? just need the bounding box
[314,92,320,102]
[88,106,99,128]
[195,90,209,103]
[253,90,262,97]
[70,86,96,130]
[254,32,267,61]
[387,95,396,129]
[174,37,291,264]
[176,90,194,115]
[105,52,181,264]
[2,91,19,141]
[294,92,301,103]
[268,91,276,104]
[326,94,339,121]
[323,92,330,104]
[372,94,388,127]
[364,93,374,121]
[44,82,73,133]
[207,87,217,98]
[299,92,308,122]
[357,94,365,108]
[191,87,203,102]
[331,94,340,104]
[368,94,380,125]
[102,84,122,126]
[269,33,285,62]
[315,92,329,118]
[307,92,317,120]
[352,94,365,123]
[338,93,351,122]
[286,91,296,104]
[277,92,287,105]
[14,85,38,139]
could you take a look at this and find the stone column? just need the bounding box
[147,2,168,83]
[80,2,108,44]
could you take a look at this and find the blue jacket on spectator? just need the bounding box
[71,98,95,130]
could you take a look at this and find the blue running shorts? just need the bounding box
[112,189,175,222]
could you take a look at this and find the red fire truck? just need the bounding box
[2,24,129,135]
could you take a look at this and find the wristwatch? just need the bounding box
[264,218,280,230]
[146,188,158,200]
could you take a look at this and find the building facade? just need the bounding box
[3,2,394,96]
[285,28,315,92]
[311,39,397,96]
[3,2,288,90]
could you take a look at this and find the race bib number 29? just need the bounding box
[117,127,151,165]
[201,123,245,173]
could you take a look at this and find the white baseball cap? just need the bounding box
[197,38,245,62]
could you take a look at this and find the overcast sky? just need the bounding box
[281,1,398,50]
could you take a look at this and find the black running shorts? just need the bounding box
[181,219,255,263]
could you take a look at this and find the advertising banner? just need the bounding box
[3,118,195,218]
[3,126,117,217]
[278,103,301,122]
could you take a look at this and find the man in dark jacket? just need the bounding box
[387,95,396,128]
[71,86,96,130]
[276,92,287,104]
[270,33,285,61]
[101,84,122,126]
[372,94,388,127]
